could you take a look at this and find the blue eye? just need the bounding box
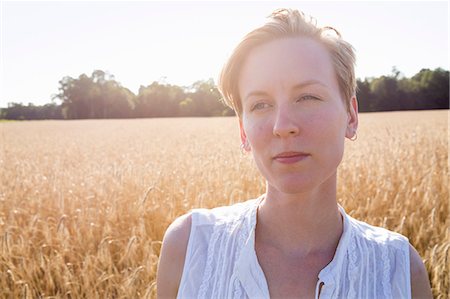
[297,95,320,102]
[251,102,270,111]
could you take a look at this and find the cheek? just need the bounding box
[311,108,347,143]
[244,117,271,143]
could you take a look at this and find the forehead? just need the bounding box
[238,37,339,97]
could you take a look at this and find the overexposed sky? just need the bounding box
[0,1,448,107]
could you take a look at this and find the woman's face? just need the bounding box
[238,37,358,195]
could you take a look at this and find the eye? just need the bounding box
[250,102,270,111]
[296,94,321,102]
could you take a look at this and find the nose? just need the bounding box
[272,105,300,137]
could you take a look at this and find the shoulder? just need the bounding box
[191,198,258,226]
[156,199,258,298]
[347,215,408,249]
[346,215,432,297]
[164,213,192,241]
[409,244,432,299]
[156,213,192,299]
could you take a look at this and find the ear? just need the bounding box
[239,119,251,152]
[345,96,359,139]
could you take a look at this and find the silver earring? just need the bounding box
[349,132,357,141]
[240,140,250,154]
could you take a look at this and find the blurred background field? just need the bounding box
[0,110,448,298]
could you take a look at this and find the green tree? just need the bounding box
[410,68,449,109]
[1,102,63,120]
[185,79,234,116]
[54,70,136,119]
[370,74,405,111]
[356,79,374,112]
[135,82,184,117]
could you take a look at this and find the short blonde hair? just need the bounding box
[218,8,356,116]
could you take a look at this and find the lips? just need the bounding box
[273,151,310,164]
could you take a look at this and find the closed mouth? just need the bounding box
[273,151,309,159]
[273,151,310,163]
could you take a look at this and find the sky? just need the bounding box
[0,1,448,107]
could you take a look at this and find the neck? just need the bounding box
[256,177,343,257]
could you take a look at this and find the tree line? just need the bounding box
[1,68,448,120]
[357,67,449,112]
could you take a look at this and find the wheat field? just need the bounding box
[0,110,448,298]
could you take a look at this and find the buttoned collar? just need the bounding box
[236,197,352,298]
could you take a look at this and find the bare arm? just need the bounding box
[156,213,192,299]
[409,244,433,299]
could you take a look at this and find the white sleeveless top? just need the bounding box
[177,197,411,299]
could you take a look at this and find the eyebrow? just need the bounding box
[243,80,328,101]
[292,79,328,90]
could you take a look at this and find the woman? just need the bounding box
[157,8,432,299]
